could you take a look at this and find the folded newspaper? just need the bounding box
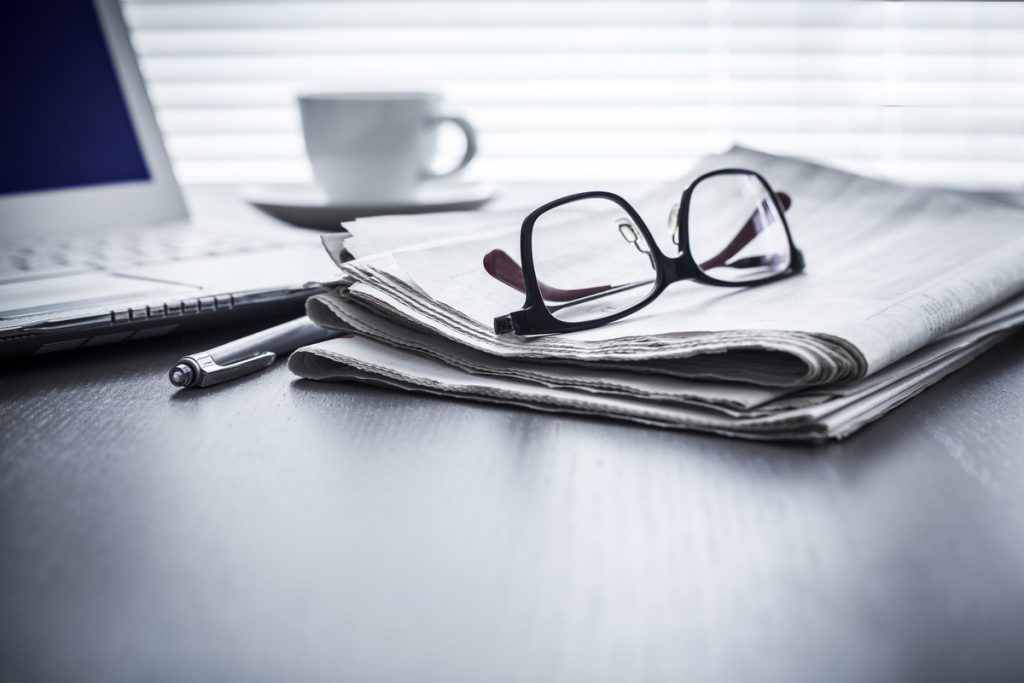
[288,147,1024,441]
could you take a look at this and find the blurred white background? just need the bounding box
[123,0,1024,190]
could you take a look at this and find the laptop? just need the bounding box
[0,0,329,358]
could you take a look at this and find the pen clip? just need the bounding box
[193,350,277,387]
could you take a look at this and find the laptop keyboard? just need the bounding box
[0,227,294,277]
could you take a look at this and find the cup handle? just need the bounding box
[422,114,478,180]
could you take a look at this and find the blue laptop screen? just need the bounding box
[0,1,150,196]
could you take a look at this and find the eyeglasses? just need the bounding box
[486,168,805,336]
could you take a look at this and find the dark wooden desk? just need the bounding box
[3,187,1024,682]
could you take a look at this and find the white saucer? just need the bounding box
[244,181,497,230]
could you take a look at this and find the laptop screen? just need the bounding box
[0,1,150,196]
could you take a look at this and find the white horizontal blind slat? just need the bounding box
[123,1,1024,29]
[137,53,1024,81]
[149,80,1024,108]
[122,0,1024,190]
[131,27,1024,55]
[154,106,1024,134]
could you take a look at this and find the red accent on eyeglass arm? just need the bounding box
[482,248,612,302]
[698,191,792,271]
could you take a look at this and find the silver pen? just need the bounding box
[168,316,339,389]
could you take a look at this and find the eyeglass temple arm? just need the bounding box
[697,191,792,271]
[483,249,613,302]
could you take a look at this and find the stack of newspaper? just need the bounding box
[288,147,1024,441]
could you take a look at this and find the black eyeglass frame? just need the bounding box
[494,168,806,335]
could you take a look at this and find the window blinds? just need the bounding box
[123,0,1024,191]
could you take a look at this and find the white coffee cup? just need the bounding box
[297,91,478,203]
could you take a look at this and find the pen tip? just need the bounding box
[169,363,194,388]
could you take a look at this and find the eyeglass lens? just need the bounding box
[530,197,658,323]
[686,172,792,284]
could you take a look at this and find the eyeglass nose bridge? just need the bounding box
[664,252,701,283]
[616,213,698,283]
